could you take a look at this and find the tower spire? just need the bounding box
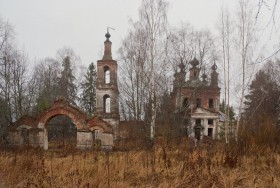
[210,60,218,87]
[102,27,115,60]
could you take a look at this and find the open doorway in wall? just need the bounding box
[194,119,202,141]
[208,128,213,138]
[47,115,77,150]
[21,128,29,145]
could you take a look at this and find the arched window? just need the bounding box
[103,94,111,113]
[104,66,110,84]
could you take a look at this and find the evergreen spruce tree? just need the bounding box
[59,56,77,105]
[244,68,280,124]
[80,62,97,115]
[220,100,235,122]
[219,100,236,139]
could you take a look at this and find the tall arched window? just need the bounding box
[104,66,110,84]
[103,94,111,113]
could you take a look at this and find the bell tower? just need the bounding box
[96,30,119,134]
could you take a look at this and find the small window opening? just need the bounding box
[208,119,213,125]
[182,98,189,108]
[209,99,214,108]
[196,98,201,107]
[104,66,110,84]
[196,119,201,125]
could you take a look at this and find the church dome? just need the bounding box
[105,32,111,40]
[211,61,217,71]
[190,57,199,67]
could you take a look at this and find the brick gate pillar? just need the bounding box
[43,127,48,150]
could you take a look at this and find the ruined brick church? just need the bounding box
[7,31,221,149]
[171,58,221,141]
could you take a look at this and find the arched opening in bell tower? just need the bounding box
[103,94,111,113]
[104,66,110,84]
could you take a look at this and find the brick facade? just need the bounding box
[95,32,120,136]
[8,99,114,149]
[172,58,221,140]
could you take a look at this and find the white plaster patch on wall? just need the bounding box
[38,123,44,129]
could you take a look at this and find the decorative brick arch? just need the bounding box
[28,99,114,150]
[37,105,87,130]
[36,99,113,133]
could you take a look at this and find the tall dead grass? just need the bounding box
[0,138,280,188]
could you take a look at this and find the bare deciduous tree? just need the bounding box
[119,0,169,140]
[235,0,257,138]
[31,57,61,114]
[217,7,235,143]
[119,28,148,121]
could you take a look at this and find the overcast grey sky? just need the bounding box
[1,0,280,109]
[0,0,240,66]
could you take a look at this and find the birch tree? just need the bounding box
[119,28,148,121]
[235,0,257,137]
[139,0,169,139]
[217,8,234,143]
[119,0,169,140]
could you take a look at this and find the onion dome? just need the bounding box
[105,32,111,41]
[190,57,199,67]
[211,61,217,71]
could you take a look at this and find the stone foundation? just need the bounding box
[8,128,114,150]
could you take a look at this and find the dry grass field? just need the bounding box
[0,137,280,188]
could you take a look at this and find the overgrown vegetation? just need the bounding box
[1,114,280,187]
[1,128,280,188]
[1,0,280,186]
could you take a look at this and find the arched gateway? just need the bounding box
[8,99,114,150]
[8,32,119,149]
